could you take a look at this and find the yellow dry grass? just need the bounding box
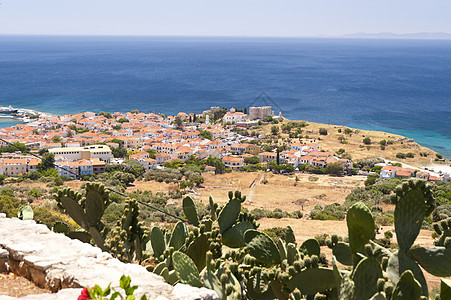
[195,171,365,212]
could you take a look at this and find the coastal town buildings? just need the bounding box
[0,107,447,184]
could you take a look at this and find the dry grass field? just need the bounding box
[257,119,439,167]
[194,171,366,212]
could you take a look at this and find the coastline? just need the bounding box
[0,105,449,161]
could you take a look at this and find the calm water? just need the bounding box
[0,35,450,158]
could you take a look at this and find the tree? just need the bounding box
[200,130,212,140]
[193,114,197,123]
[117,118,129,123]
[115,172,136,186]
[396,153,406,159]
[52,135,61,143]
[244,157,260,165]
[174,116,184,130]
[364,175,378,187]
[206,157,226,174]
[243,107,247,115]
[325,162,344,176]
[363,137,372,145]
[28,188,42,199]
[271,126,279,136]
[37,152,55,173]
[319,128,328,135]
[112,147,127,158]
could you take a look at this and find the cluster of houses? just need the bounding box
[0,107,356,178]
[379,165,449,183]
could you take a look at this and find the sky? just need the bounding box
[0,0,450,36]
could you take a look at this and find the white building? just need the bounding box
[222,108,248,124]
[49,145,112,163]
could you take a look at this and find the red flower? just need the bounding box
[78,287,90,300]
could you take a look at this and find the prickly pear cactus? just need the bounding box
[433,218,451,247]
[352,257,383,300]
[300,238,320,257]
[172,251,203,287]
[244,230,281,266]
[54,183,110,250]
[391,180,434,253]
[408,246,451,277]
[391,270,422,300]
[346,202,376,254]
[107,199,147,263]
[183,196,200,226]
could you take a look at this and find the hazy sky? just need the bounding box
[1,0,450,36]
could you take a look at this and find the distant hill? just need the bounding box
[341,32,451,40]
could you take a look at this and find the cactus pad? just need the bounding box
[408,246,451,277]
[300,238,320,257]
[172,251,203,288]
[387,250,428,297]
[151,227,166,258]
[332,242,353,266]
[169,221,187,251]
[186,234,209,272]
[287,267,337,295]
[222,221,256,248]
[346,202,375,254]
[352,257,383,300]
[244,230,281,266]
[218,198,241,234]
[391,270,422,300]
[183,196,200,226]
[441,279,451,300]
[393,184,429,252]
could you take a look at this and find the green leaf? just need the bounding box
[103,284,111,296]
[120,275,131,290]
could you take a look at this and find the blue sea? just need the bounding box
[0,35,450,158]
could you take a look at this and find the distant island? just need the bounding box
[340,32,451,40]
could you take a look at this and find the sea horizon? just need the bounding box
[1,35,450,158]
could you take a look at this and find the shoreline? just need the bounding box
[0,105,449,160]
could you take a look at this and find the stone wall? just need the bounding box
[0,214,218,300]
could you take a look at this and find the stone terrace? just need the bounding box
[0,214,217,300]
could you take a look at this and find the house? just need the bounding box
[222,156,244,170]
[155,152,171,164]
[91,158,106,175]
[230,143,261,155]
[79,160,93,176]
[258,152,277,163]
[380,166,399,179]
[55,159,79,179]
[2,158,28,177]
[137,158,158,171]
[27,159,40,173]
[222,108,248,124]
